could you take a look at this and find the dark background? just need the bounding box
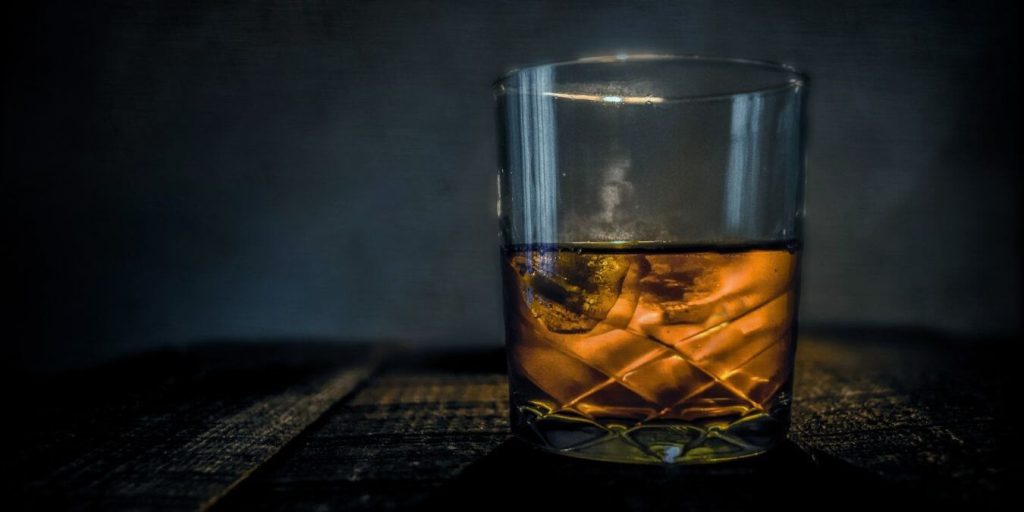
[6,0,1021,370]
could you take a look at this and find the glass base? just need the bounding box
[511,404,787,465]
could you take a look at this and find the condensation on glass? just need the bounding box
[494,55,806,464]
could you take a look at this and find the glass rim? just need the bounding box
[493,53,807,103]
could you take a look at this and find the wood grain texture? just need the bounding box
[789,335,1012,506]
[11,343,386,510]
[216,334,1011,511]
[215,372,511,511]
[10,335,1012,511]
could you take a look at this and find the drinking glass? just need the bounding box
[494,55,806,464]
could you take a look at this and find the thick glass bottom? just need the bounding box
[511,402,788,465]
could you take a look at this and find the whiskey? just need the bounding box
[501,242,800,463]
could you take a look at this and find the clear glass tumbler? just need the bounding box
[494,55,806,464]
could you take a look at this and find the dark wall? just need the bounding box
[6,0,1021,368]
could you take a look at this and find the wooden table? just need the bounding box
[10,332,1012,510]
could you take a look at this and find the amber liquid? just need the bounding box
[502,242,800,464]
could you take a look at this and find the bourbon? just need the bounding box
[502,242,800,463]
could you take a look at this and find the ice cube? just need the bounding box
[720,333,792,406]
[509,251,633,333]
[510,328,610,409]
[676,291,794,376]
[559,328,666,378]
[638,255,719,304]
[620,352,715,407]
[636,250,796,346]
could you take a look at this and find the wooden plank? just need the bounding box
[788,335,1012,506]
[13,335,1009,510]
[216,335,1011,510]
[212,371,511,511]
[214,362,888,512]
[12,342,386,511]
